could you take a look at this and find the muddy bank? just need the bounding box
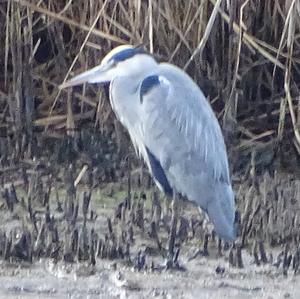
[0,163,300,298]
[0,130,300,299]
[0,250,299,299]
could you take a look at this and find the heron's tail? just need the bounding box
[206,184,236,242]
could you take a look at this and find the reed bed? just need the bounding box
[0,1,299,151]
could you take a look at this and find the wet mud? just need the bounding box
[0,160,300,298]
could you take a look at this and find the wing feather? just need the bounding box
[139,64,231,190]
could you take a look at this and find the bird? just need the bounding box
[60,44,236,242]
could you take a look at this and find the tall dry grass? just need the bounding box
[0,0,300,172]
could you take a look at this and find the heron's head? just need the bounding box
[60,45,157,88]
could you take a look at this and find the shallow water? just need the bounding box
[0,249,299,299]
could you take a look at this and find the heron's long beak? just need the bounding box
[59,63,112,89]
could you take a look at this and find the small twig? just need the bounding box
[74,165,89,187]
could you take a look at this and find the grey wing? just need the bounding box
[139,64,236,241]
[140,64,230,192]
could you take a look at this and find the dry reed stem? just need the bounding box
[4,0,10,88]
[168,4,203,62]
[148,0,153,53]
[52,0,109,114]
[184,0,222,70]
[272,0,298,79]
[12,0,126,44]
[66,89,74,136]
[224,0,250,123]
[209,0,285,69]
[74,165,89,187]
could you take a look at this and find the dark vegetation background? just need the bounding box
[1,0,300,270]
[1,0,300,175]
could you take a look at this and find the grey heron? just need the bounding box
[60,45,236,242]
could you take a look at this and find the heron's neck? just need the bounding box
[117,55,158,82]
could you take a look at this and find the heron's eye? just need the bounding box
[107,59,118,68]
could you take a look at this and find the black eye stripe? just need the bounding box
[108,47,147,63]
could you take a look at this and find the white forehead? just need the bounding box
[101,45,135,65]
